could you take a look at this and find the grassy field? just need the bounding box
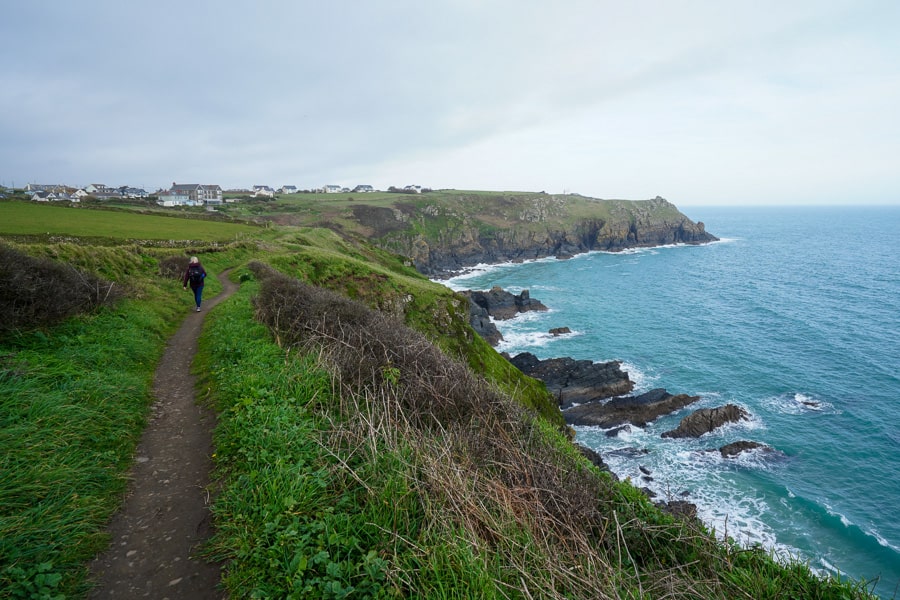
[0,201,258,240]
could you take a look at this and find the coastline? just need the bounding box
[435,239,725,286]
[442,207,900,595]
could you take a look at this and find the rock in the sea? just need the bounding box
[605,424,631,437]
[562,388,700,428]
[509,352,634,408]
[548,327,571,336]
[718,440,773,458]
[463,287,548,346]
[463,286,548,320]
[661,404,749,439]
[466,300,503,345]
[607,447,649,459]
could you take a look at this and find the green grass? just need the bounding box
[0,201,258,240]
[0,296,182,598]
[0,239,250,598]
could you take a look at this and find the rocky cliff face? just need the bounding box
[360,194,717,277]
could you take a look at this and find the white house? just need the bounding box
[85,183,112,195]
[170,183,223,205]
[352,184,374,193]
[323,184,342,193]
[156,191,192,207]
[279,185,298,194]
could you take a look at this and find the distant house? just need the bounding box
[156,191,193,207]
[85,183,112,195]
[352,184,374,193]
[279,185,298,194]
[25,183,65,193]
[170,183,223,205]
[253,187,275,198]
[403,185,422,194]
[323,184,342,194]
[119,186,149,198]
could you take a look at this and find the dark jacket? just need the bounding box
[183,263,207,289]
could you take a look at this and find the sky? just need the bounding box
[2,1,899,206]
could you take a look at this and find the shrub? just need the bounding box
[0,244,123,334]
[157,255,190,279]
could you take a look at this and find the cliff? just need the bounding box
[354,192,717,276]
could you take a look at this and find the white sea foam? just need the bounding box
[869,528,900,553]
[711,236,740,245]
[823,502,853,528]
[576,419,804,565]
[496,331,554,352]
[439,258,538,289]
[760,392,836,415]
[616,361,657,392]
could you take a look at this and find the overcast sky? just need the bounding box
[2,1,899,205]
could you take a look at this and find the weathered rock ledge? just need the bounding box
[461,287,548,345]
[508,352,634,408]
[661,404,749,439]
[563,388,701,428]
[717,440,773,458]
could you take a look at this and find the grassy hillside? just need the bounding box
[217,189,690,239]
[0,201,879,598]
[210,189,714,275]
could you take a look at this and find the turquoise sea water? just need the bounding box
[444,206,900,596]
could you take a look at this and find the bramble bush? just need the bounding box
[0,244,123,334]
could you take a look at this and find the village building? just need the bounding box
[169,183,223,205]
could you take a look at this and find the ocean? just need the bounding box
[444,205,900,597]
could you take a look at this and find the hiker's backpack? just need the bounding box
[188,265,204,285]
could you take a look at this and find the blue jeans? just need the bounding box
[192,285,204,307]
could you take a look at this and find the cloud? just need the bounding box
[1,0,898,204]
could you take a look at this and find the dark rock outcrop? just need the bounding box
[549,327,571,336]
[718,440,773,458]
[463,287,547,320]
[661,404,749,439]
[562,388,700,428]
[463,287,548,346]
[508,352,634,408]
[466,301,503,345]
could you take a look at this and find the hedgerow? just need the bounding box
[0,244,123,334]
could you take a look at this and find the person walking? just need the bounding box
[182,256,207,311]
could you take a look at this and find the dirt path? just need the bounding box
[88,271,238,599]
